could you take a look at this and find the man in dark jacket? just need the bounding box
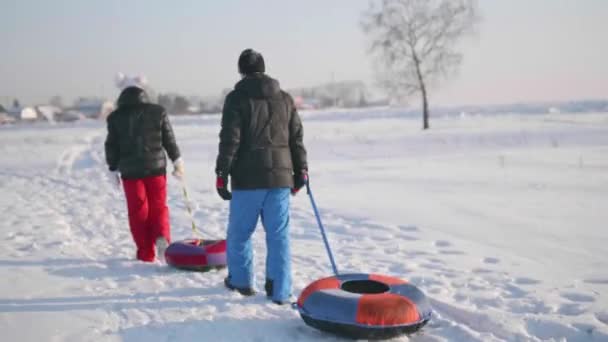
[105,86,184,262]
[215,49,308,304]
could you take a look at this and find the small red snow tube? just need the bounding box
[297,273,432,339]
[165,239,227,272]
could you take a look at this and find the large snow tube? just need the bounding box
[297,273,432,340]
[165,239,227,272]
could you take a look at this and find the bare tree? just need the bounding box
[173,96,190,114]
[49,95,64,108]
[361,0,478,129]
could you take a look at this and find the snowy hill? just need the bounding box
[1,110,607,341]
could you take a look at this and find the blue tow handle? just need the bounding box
[306,181,339,276]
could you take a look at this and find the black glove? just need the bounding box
[216,173,232,200]
[291,170,309,195]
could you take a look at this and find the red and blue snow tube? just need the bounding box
[297,273,432,339]
[165,239,227,272]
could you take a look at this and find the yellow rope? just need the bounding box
[181,182,203,245]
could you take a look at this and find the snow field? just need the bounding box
[1,111,607,341]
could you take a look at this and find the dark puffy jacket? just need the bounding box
[105,87,181,179]
[215,74,307,190]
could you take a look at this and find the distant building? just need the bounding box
[54,110,86,122]
[293,96,321,110]
[36,105,62,121]
[71,98,115,119]
[7,106,38,121]
[187,104,201,114]
[289,81,371,109]
[198,99,222,114]
[0,112,15,125]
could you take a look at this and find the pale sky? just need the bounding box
[1,0,607,106]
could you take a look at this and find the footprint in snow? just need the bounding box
[399,235,419,241]
[472,268,493,274]
[573,323,607,339]
[561,292,596,303]
[514,277,541,285]
[434,240,452,248]
[388,264,413,276]
[383,247,400,254]
[507,297,554,315]
[502,283,528,298]
[558,303,587,316]
[596,312,608,326]
[483,257,500,264]
[525,319,581,341]
[440,250,466,255]
[399,225,419,232]
[411,250,431,256]
[584,278,608,285]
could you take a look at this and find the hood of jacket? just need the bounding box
[117,86,149,107]
[234,74,281,99]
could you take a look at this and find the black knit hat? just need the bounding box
[238,49,265,75]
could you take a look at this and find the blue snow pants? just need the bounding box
[226,188,291,301]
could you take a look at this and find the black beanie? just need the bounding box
[238,49,265,75]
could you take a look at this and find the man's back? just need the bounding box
[216,73,307,190]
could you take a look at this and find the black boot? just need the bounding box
[264,279,273,298]
[272,298,292,306]
[224,277,256,296]
[265,279,292,305]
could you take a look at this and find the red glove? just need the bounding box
[291,170,308,195]
[216,173,232,200]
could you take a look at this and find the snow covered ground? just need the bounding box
[1,110,607,341]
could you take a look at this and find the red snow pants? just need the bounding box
[122,175,171,262]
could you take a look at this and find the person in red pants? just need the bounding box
[104,86,184,262]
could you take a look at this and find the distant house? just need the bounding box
[187,105,202,114]
[0,113,15,125]
[289,81,370,109]
[54,110,85,122]
[36,105,62,121]
[0,105,15,125]
[548,107,561,114]
[7,106,38,121]
[71,98,115,119]
[195,95,223,114]
[293,96,321,110]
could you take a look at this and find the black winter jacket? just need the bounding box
[215,74,307,190]
[105,87,181,179]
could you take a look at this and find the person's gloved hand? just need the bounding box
[291,170,308,195]
[172,158,185,180]
[216,172,232,200]
[108,170,121,190]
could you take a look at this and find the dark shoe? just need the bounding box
[264,279,273,298]
[272,295,295,306]
[224,277,256,296]
[265,279,294,305]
